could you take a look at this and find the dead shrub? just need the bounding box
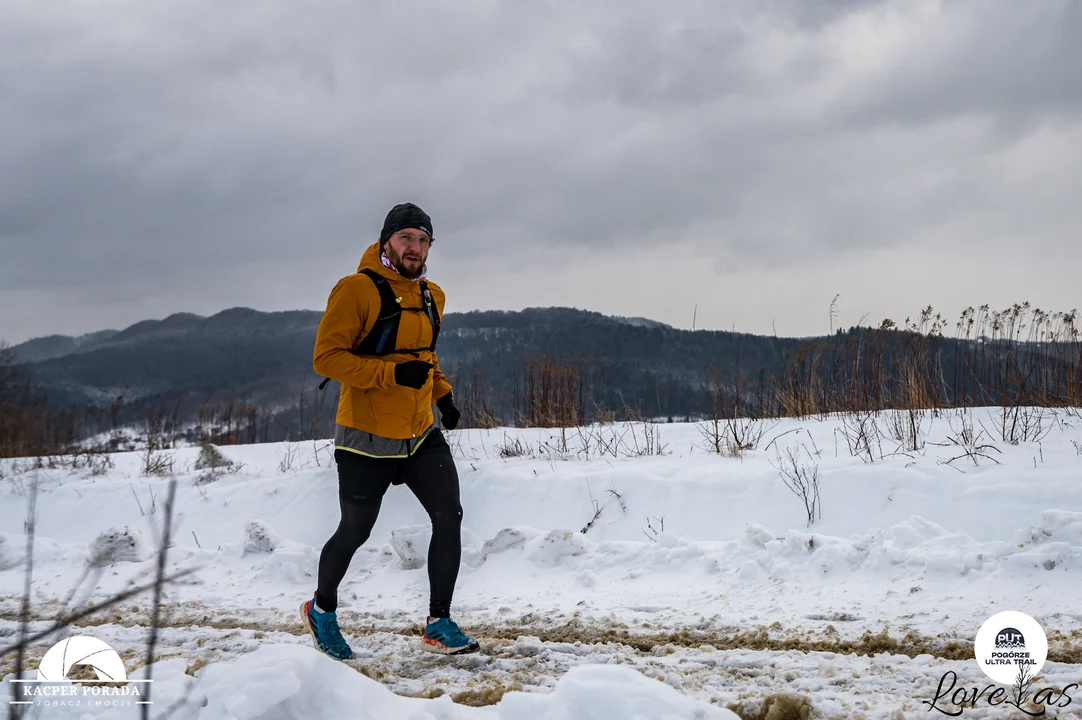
[497,435,531,459]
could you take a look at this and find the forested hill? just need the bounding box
[8,304,1075,444]
[8,306,805,428]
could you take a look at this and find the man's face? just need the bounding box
[384,229,432,279]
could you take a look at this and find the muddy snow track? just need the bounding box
[4,600,1082,718]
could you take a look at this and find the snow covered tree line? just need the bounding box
[2,302,1081,459]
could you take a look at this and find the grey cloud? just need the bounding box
[0,0,1080,344]
[833,2,1082,132]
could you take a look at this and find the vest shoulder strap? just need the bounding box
[354,269,402,355]
[418,280,441,351]
[318,270,443,389]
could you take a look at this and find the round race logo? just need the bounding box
[974,611,1048,685]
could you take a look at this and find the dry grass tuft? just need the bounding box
[451,681,524,706]
[728,692,814,720]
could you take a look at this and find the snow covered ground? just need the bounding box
[2,406,1082,718]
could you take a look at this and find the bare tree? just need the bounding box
[770,444,822,527]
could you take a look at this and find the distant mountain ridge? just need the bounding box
[10,308,676,362]
[10,329,122,363]
[7,305,787,428]
[6,304,1077,445]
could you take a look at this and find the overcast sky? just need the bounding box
[2,0,1080,345]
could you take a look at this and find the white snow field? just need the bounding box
[2,407,1082,718]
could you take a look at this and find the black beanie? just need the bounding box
[380,202,433,246]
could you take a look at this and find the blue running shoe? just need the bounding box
[421,616,480,654]
[300,594,353,660]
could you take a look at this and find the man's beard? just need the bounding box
[387,248,425,279]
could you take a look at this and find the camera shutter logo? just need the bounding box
[36,636,128,683]
[974,611,1048,685]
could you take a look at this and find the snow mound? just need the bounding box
[1020,509,1082,548]
[743,523,776,548]
[195,443,235,472]
[462,509,1082,585]
[496,662,740,719]
[511,635,544,656]
[524,529,587,567]
[184,643,739,719]
[238,521,315,584]
[89,526,144,566]
[254,543,316,585]
[0,534,18,571]
[1004,509,1082,573]
[481,527,531,558]
[243,520,282,555]
[390,524,429,569]
[1040,510,1082,545]
[390,525,485,570]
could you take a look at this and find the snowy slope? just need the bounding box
[2,407,1082,718]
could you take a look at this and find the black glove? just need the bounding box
[437,393,461,430]
[394,360,433,389]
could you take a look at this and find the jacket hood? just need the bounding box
[358,241,390,275]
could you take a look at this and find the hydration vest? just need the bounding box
[318,268,441,390]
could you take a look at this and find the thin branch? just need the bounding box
[11,476,38,719]
[763,427,802,454]
[142,477,178,718]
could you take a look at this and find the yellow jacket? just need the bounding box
[313,242,453,440]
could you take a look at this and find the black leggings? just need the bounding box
[316,429,462,618]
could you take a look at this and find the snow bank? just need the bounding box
[468,511,1082,583]
[3,411,1082,717]
[184,643,739,719]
